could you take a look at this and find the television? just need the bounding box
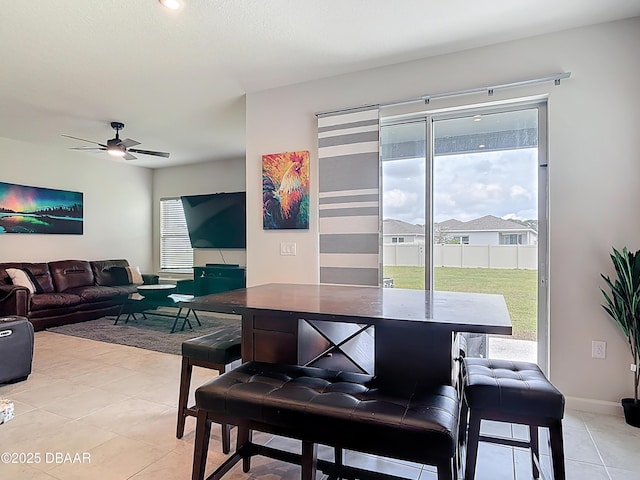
[180,192,246,248]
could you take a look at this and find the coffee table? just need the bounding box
[115,285,201,333]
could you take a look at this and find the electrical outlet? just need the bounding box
[631,364,637,372]
[592,340,606,359]
[280,242,297,256]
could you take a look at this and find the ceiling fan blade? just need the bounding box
[61,134,108,148]
[70,146,106,151]
[123,151,137,161]
[128,148,170,158]
[120,138,141,148]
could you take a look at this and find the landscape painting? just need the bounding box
[262,150,309,230]
[0,182,83,235]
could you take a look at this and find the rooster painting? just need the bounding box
[262,151,309,229]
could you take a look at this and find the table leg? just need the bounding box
[170,310,181,333]
[191,309,201,327]
[170,307,193,333]
[114,304,125,325]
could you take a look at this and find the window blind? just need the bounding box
[160,198,193,270]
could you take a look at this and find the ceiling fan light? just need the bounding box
[159,0,184,10]
[107,146,125,157]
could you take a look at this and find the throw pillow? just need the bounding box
[5,268,41,294]
[108,267,130,286]
[125,266,144,285]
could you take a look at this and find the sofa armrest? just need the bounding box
[142,274,159,285]
[0,285,29,317]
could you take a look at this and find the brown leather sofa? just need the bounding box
[0,259,158,331]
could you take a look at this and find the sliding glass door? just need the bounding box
[381,103,547,364]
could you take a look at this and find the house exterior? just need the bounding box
[436,215,537,245]
[382,219,425,244]
[384,215,537,246]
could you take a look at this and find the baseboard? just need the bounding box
[565,396,623,417]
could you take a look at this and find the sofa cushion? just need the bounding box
[66,286,129,302]
[0,263,55,293]
[49,260,94,293]
[30,292,83,311]
[91,260,130,286]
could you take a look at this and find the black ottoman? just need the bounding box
[460,358,565,480]
[176,326,242,453]
[0,316,34,384]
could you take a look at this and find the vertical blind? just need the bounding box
[160,198,193,270]
[318,107,381,286]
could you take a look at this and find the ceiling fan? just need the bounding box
[62,121,170,160]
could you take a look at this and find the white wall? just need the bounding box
[152,158,246,275]
[0,136,153,270]
[245,18,640,413]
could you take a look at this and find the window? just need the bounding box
[160,198,193,271]
[392,237,405,244]
[500,233,520,245]
[455,235,470,245]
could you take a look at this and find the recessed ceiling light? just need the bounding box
[473,115,482,122]
[159,0,184,11]
[478,144,486,149]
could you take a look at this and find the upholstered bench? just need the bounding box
[176,327,242,453]
[460,358,565,480]
[191,361,459,480]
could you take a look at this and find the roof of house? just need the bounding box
[436,215,532,232]
[383,219,425,235]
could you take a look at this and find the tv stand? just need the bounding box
[194,265,246,296]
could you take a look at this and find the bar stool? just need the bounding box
[176,327,242,454]
[460,358,565,480]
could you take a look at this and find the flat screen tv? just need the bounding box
[180,192,246,248]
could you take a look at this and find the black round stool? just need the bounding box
[176,327,242,453]
[460,358,565,480]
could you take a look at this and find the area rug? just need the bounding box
[47,310,240,356]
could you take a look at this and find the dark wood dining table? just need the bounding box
[181,283,512,389]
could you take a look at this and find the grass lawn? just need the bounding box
[383,266,538,341]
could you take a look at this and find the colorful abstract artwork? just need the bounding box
[262,150,309,230]
[0,182,83,235]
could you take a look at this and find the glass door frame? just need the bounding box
[381,99,550,372]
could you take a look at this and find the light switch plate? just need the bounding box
[280,242,297,256]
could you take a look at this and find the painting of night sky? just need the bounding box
[0,182,83,234]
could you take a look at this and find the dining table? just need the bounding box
[181,283,512,390]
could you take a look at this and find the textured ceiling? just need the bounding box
[1,0,639,168]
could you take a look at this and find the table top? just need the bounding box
[137,284,177,291]
[182,283,512,335]
[129,293,193,305]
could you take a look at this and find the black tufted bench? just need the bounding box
[460,358,565,480]
[176,327,242,453]
[191,361,459,480]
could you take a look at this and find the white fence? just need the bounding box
[383,243,538,270]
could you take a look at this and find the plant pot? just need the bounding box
[621,398,640,427]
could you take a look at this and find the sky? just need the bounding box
[382,148,538,225]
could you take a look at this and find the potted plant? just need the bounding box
[601,246,640,427]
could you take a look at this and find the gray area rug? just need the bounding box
[47,310,241,356]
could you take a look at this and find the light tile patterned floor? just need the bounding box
[0,331,639,480]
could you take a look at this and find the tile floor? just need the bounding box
[1,331,639,480]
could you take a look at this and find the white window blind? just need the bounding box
[160,198,193,270]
